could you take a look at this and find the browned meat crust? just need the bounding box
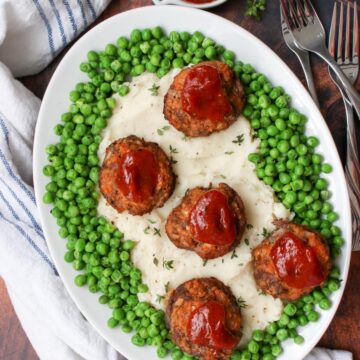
[165,183,246,259]
[166,277,242,360]
[99,135,175,216]
[163,61,245,137]
[252,221,331,301]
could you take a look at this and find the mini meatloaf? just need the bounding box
[252,221,331,301]
[99,135,175,216]
[165,183,246,259]
[166,277,242,360]
[163,61,245,137]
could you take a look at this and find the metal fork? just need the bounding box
[329,1,360,251]
[280,0,360,119]
[280,10,319,106]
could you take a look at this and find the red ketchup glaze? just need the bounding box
[189,190,236,246]
[187,301,238,350]
[117,149,158,202]
[184,0,214,3]
[181,65,232,122]
[271,232,325,289]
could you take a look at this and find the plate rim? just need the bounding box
[33,5,352,360]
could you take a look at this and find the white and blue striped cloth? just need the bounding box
[0,1,353,360]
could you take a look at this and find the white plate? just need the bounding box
[33,5,352,360]
[152,0,228,9]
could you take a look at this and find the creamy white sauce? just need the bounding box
[97,70,290,345]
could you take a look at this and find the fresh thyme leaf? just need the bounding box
[203,259,208,267]
[157,126,170,136]
[153,227,161,237]
[144,226,150,234]
[169,145,178,154]
[170,156,178,164]
[245,0,266,20]
[182,135,189,142]
[153,257,159,266]
[149,83,160,96]
[262,228,269,237]
[245,238,250,246]
[231,250,238,259]
[225,151,234,155]
[165,282,170,292]
[246,223,254,230]
[237,297,247,308]
[232,134,244,146]
[148,219,156,224]
[156,294,165,303]
[258,290,266,296]
[162,259,174,270]
[220,174,227,179]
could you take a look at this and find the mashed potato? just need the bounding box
[97,70,290,344]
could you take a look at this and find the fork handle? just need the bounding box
[317,47,360,119]
[294,51,319,107]
[342,95,360,250]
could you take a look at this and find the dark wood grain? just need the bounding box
[0,278,38,360]
[2,0,359,359]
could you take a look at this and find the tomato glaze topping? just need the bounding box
[187,301,238,350]
[117,149,158,202]
[271,232,325,289]
[181,65,232,121]
[189,190,236,245]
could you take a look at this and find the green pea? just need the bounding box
[276,328,288,341]
[246,340,259,354]
[171,349,183,360]
[271,344,282,356]
[262,354,275,360]
[289,112,301,124]
[294,335,304,345]
[319,298,331,310]
[279,172,291,184]
[223,50,235,61]
[266,322,277,335]
[204,46,217,59]
[307,310,320,322]
[74,274,87,286]
[328,279,340,292]
[118,85,130,97]
[157,347,168,358]
[316,178,328,190]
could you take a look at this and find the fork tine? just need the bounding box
[288,0,301,28]
[353,2,359,63]
[280,0,296,29]
[295,0,308,26]
[303,0,315,18]
[338,1,344,64]
[329,2,337,59]
[345,1,351,64]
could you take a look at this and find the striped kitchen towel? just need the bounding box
[0,1,353,360]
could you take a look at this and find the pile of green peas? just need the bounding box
[42,27,343,360]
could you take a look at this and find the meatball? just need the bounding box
[163,61,245,137]
[166,277,242,360]
[99,135,175,216]
[252,221,331,301]
[165,183,246,259]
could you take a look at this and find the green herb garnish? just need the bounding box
[245,0,266,20]
[232,134,244,146]
[162,259,174,270]
[149,83,160,96]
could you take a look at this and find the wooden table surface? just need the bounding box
[1,0,360,359]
